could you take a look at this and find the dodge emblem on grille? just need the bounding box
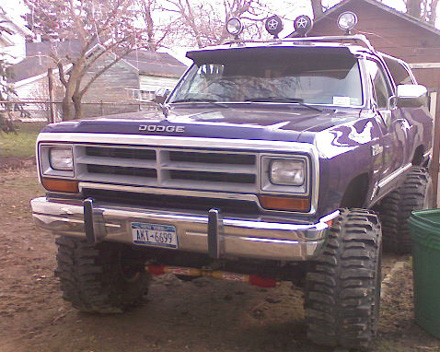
[139,125,185,133]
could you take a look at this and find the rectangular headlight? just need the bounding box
[49,147,73,171]
[270,159,305,186]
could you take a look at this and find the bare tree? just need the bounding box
[392,0,439,23]
[160,0,270,48]
[311,0,324,18]
[420,0,439,24]
[135,0,178,52]
[24,0,152,120]
[427,0,440,24]
[406,0,422,17]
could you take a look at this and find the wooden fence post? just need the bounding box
[48,68,55,123]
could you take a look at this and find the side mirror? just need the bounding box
[153,88,170,104]
[396,84,428,108]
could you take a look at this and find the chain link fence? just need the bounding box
[0,100,158,128]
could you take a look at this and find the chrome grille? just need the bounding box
[74,145,259,192]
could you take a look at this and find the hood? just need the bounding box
[41,104,362,143]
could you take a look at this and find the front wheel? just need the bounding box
[55,236,151,313]
[305,208,382,349]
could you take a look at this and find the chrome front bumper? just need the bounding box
[31,196,339,261]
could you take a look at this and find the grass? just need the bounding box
[0,122,46,158]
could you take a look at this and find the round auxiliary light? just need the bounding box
[338,11,358,34]
[226,17,243,37]
[265,15,283,38]
[293,15,313,37]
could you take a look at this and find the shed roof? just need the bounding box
[311,0,440,37]
[124,50,186,77]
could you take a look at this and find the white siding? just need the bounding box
[0,13,32,64]
[0,31,27,64]
[139,75,179,92]
[14,76,47,100]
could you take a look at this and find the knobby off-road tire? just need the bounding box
[305,208,382,349]
[378,166,433,254]
[55,236,151,313]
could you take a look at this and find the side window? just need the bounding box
[365,60,393,109]
[382,56,415,85]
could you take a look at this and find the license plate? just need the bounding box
[131,222,178,249]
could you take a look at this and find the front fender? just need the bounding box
[314,117,381,216]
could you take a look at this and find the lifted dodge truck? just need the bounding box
[31,13,433,349]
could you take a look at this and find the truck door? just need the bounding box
[365,59,409,184]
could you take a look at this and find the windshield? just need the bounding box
[168,47,363,107]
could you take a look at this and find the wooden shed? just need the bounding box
[307,0,440,204]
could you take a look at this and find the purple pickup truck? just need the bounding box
[31,14,433,349]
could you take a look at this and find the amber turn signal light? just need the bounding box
[259,195,310,212]
[325,219,334,228]
[41,178,79,193]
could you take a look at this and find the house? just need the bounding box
[8,41,187,119]
[0,11,33,64]
[124,50,189,101]
[9,41,79,102]
[303,0,440,204]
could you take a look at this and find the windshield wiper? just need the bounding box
[170,98,229,108]
[245,97,322,112]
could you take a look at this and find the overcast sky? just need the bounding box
[0,0,429,63]
[0,0,410,27]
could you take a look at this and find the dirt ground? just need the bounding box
[1,164,440,352]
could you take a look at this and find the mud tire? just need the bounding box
[55,236,151,313]
[305,208,382,349]
[378,166,433,254]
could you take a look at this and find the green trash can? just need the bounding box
[409,209,440,339]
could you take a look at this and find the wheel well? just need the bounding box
[412,145,425,166]
[340,173,369,208]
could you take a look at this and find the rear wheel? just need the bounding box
[378,166,433,254]
[55,236,151,313]
[305,208,382,349]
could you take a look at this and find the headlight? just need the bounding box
[49,147,73,171]
[270,159,305,186]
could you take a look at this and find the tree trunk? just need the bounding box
[61,81,76,121]
[145,0,157,51]
[428,0,439,24]
[61,96,75,121]
[406,0,422,18]
[72,92,83,120]
[60,59,84,121]
[311,0,323,18]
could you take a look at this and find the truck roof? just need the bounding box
[186,34,390,61]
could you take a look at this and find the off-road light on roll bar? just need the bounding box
[338,11,358,34]
[265,15,283,38]
[226,17,243,38]
[293,15,313,37]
